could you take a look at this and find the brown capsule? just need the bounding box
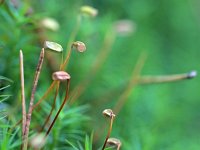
[107,138,121,148]
[72,41,86,52]
[52,71,70,81]
[102,109,115,118]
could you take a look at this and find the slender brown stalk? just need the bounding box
[11,15,80,136]
[139,71,197,84]
[113,53,147,114]
[31,15,80,115]
[60,15,81,71]
[92,70,197,107]
[60,46,72,71]
[19,50,26,146]
[32,81,56,110]
[33,17,81,132]
[69,30,116,104]
[40,81,60,132]
[23,48,45,150]
[102,115,114,150]
[45,79,70,137]
[10,81,56,133]
[10,119,22,130]
[32,15,80,110]
[30,16,81,118]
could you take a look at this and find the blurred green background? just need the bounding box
[0,0,200,149]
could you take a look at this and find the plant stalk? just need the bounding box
[45,79,70,137]
[61,15,81,71]
[40,81,60,132]
[102,116,114,150]
[69,30,116,105]
[22,48,44,150]
[113,52,147,114]
[20,50,26,148]
[139,71,197,84]
[33,81,56,110]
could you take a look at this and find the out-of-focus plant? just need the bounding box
[0,0,199,149]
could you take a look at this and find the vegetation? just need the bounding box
[0,0,200,149]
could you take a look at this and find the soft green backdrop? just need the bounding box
[0,0,200,149]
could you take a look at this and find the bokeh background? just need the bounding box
[0,0,200,149]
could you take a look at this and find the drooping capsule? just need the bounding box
[52,71,70,81]
[107,138,122,148]
[72,41,86,52]
[102,109,115,118]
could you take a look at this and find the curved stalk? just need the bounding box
[40,81,60,132]
[102,115,114,150]
[33,81,56,110]
[45,79,70,137]
[61,15,81,71]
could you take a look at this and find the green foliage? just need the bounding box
[65,132,94,150]
[1,0,200,149]
[84,132,93,150]
[0,76,20,150]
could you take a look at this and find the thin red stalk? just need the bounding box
[20,50,26,146]
[45,79,70,137]
[40,81,60,132]
[23,48,44,150]
[102,116,114,150]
